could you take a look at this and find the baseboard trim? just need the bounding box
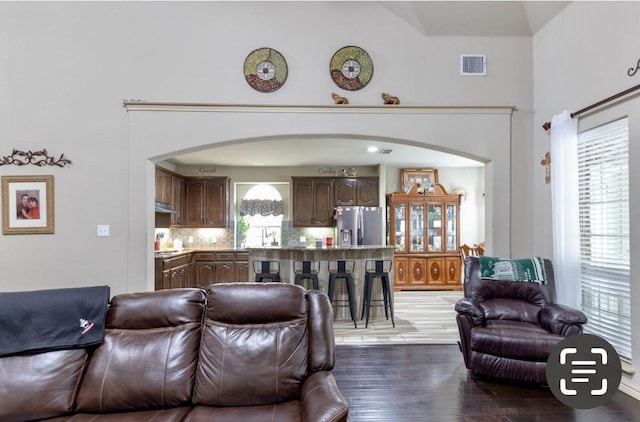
[620,381,640,401]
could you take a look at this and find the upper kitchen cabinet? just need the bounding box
[184,177,230,227]
[170,175,185,226]
[155,167,185,227]
[155,167,173,204]
[292,177,334,227]
[334,177,379,207]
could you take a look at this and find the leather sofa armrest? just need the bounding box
[301,371,349,422]
[539,303,588,336]
[455,298,485,326]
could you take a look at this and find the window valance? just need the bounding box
[239,199,284,216]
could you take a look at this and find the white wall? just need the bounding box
[533,1,640,396]
[0,2,534,297]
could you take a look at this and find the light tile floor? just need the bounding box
[333,290,463,345]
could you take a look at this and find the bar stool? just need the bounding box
[293,260,320,290]
[361,259,395,328]
[327,260,357,328]
[253,260,281,282]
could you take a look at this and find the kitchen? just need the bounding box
[153,138,486,306]
[133,102,513,309]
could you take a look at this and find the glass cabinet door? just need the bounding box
[410,204,424,252]
[394,203,406,252]
[427,204,442,252]
[446,204,457,252]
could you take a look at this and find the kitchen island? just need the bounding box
[248,245,395,322]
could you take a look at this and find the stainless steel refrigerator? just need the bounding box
[334,206,384,246]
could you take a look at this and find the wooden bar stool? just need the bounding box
[327,260,357,328]
[253,260,281,282]
[293,260,320,290]
[361,259,395,328]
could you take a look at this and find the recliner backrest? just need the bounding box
[75,288,206,413]
[193,282,334,407]
[464,256,557,303]
[463,257,557,323]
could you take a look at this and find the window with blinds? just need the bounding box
[578,117,631,360]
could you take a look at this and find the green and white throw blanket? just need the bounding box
[478,256,547,285]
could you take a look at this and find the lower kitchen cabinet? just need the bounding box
[155,253,193,290]
[193,252,216,287]
[192,251,249,287]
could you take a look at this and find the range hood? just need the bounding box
[155,202,176,214]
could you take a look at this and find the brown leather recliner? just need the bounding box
[455,256,587,384]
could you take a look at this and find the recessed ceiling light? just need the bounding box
[367,146,379,153]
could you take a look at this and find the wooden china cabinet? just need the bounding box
[387,183,462,291]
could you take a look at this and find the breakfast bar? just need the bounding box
[248,245,395,321]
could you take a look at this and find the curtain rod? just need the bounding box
[542,82,640,131]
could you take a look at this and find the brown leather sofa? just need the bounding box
[0,283,349,421]
[455,256,587,384]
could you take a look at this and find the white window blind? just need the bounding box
[578,117,631,360]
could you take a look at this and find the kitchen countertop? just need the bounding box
[154,247,247,259]
[246,245,394,251]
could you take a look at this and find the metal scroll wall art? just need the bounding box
[628,58,640,77]
[0,149,72,167]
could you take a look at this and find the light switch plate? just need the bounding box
[97,225,110,237]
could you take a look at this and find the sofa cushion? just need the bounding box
[186,402,301,422]
[193,283,309,407]
[0,349,87,422]
[47,407,192,421]
[75,289,205,413]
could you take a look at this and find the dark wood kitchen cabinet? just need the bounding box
[184,177,229,227]
[193,251,249,287]
[334,177,379,206]
[292,178,334,227]
[155,167,185,227]
[155,167,173,204]
[155,253,193,290]
[170,174,185,226]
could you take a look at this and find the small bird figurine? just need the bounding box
[331,92,349,104]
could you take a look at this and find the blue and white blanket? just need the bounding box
[478,257,547,285]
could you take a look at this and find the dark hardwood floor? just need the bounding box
[334,344,640,422]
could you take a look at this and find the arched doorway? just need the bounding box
[128,103,513,292]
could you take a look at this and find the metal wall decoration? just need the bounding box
[0,149,71,167]
[540,151,551,184]
[628,58,640,77]
[243,47,288,92]
[330,46,373,91]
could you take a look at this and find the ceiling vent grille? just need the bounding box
[379,149,393,154]
[460,54,486,75]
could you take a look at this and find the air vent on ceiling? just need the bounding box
[460,54,486,75]
[379,149,393,154]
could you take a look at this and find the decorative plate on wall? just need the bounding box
[243,47,288,92]
[330,46,373,91]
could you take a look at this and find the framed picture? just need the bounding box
[401,168,439,193]
[2,175,54,234]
